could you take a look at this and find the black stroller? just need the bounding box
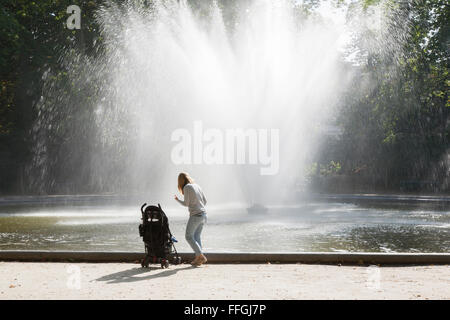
[139,203,182,268]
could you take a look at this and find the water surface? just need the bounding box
[0,199,448,253]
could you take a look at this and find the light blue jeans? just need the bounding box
[185,212,207,256]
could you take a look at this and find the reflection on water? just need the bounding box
[0,200,448,252]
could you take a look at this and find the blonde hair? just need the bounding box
[178,172,194,195]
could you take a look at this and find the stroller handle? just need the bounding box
[141,203,147,214]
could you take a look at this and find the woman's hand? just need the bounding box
[174,194,179,201]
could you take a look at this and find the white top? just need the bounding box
[176,183,207,216]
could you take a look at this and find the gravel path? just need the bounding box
[0,262,449,300]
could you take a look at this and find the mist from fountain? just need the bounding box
[29,0,411,207]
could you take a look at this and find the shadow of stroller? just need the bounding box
[95,265,196,284]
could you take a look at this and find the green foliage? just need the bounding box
[0,0,102,193]
[0,0,448,193]
[305,161,342,178]
[334,0,449,191]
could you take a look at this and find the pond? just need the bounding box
[0,197,448,253]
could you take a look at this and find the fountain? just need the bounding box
[2,0,447,256]
[28,0,411,206]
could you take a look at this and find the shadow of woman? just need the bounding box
[95,265,197,284]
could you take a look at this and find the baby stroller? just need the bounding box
[139,203,182,268]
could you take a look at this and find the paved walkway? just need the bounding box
[0,262,449,299]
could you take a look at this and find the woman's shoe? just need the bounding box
[194,254,207,266]
[190,255,201,265]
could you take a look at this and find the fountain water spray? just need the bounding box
[29,0,411,206]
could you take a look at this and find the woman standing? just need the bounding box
[174,172,208,266]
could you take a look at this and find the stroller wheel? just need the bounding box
[161,260,170,269]
[173,256,182,265]
[141,257,150,268]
